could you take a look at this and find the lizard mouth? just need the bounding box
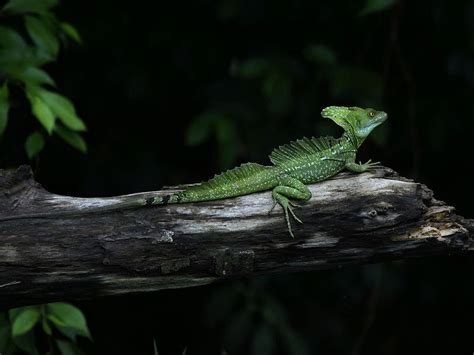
[372,111,388,126]
[357,112,387,136]
[378,112,388,122]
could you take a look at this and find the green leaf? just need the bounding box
[46,303,91,339]
[12,330,38,355]
[304,44,337,66]
[60,22,82,44]
[55,339,80,355]
[185,112,215,146]
[25,131,45,159]
[0,46,52,74]
[54,125,87,153]
[359,0,397,16]
[261,73,292,115]
[215,117,239,169]
[14,67,56,87]
[39,91,86,131]
[25,15,59,56]
[329,66,383,103]
[47,314,65,327]
[11,307,40,337]
[32,97,56,133]
[54,325,79,342]
[0,26,27,49]
[235,57,269,79]
[8,307,24,322]
[3,0,58,14]
[186,111,239,168]
[26,88,56,134]
[0,83,9,136]
[42,317,52,336]
[47,314,87,343]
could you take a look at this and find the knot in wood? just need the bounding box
[368,209,378,218]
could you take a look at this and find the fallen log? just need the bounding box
[0,165,472,309]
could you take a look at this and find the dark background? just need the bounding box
[2,0,474,354]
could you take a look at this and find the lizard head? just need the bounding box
[321,106,387,139]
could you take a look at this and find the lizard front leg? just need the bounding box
[345,159,382,173]
[322,154,381,173]
[270,176,312,238]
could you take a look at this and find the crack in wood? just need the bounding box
[0,281,21,288]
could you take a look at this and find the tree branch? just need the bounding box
[0,165,472,309]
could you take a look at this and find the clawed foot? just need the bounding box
[268,199,301,214]
[270,197,303,238]
[359,159,382,170]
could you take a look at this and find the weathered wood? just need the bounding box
[0,165,472,309]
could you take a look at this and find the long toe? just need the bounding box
[283,208,295,238]
[288,206,303,224]
[268,200,277,214]
[289,200,302,208]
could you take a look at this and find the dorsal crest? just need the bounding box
[269,136,339,167]
[206,163,269,187]
[185,162,270,194]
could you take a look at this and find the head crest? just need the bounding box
[320,105,388,141]
[321,106,357,130]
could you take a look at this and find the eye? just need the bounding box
[369,111,376,118]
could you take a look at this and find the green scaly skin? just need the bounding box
[151,106,388,237]
[0,106,387,238]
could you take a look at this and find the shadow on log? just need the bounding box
[0,165,472,309]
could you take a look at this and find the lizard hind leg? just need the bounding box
[271,177,312,238]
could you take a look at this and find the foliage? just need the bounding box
[0,0,86,159]
[186,0,391,171]
[359,0,397,16]
[0,4,91,355]
[186,110,239,169]
[206,280,309,355]
[0,303,90,355]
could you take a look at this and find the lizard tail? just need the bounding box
[145,194,180,206]
[0,195,177,222]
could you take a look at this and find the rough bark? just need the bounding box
[0,165,472,309]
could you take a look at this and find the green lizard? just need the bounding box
[1,106,387,237]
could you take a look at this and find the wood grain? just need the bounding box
[0,165,471,309]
